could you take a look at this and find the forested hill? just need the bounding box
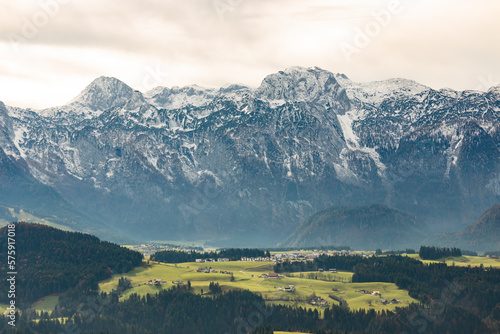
[284,204,424,250]
[0,222,142,306]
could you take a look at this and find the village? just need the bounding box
[127,243,368,263]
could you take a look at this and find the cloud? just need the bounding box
[0,0,499,108]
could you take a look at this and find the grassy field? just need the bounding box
[31,294,61,313]
[99,260,418,313]
[406,254,500,268]
[0,304,11,316]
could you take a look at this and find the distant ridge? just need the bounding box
[425,204,500,252]
[283,204,424,250]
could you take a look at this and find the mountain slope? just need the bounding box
[425,204,500,252]
[0,67,499,245]
[283,204,423,250]
[457,204,500,250]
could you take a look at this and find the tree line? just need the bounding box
[1,283,493,333]
[418,245,462,260]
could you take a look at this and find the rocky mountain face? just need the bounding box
[283,204,423,250]
[1,66,499,246]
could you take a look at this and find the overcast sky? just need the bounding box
[1,0,499,109]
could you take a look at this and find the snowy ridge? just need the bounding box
[342,78,429,105]
[0,66,499,243]
[145,84,218,110]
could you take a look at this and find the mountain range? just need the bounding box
[0,66,499,246]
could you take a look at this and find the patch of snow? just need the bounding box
[486,175,500,196]
[337,112,360,148]
[337,110,387,179]
[11,125,27,158]
[444,133,464,178]
[333,161,360,186]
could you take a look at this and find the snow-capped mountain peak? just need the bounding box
[69,76,135,111]
[254,66,344,105]
[37,76,135,122]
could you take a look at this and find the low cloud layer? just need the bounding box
[1,0,499,108]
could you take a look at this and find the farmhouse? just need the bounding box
[268,273,279,279]
[284,285,295,292]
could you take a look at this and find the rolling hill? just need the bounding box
[283,204,424,250]
[425,204,500,252]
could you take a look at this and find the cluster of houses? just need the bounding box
[357,290,401,304]
[195,258,230,263]
[241,256,275,262]
[147,279,166,286]
[273,250,370,264]
[147,279,184,285]
[131,243,204,257]
[148,278,184,285]
[381,298,401,304]
[131,243,373,262]
[358,290,380,296]
[310,296,329,307]
[318,268,337,273]
[261,273,285,279]
[195,267,232,275]
[276,285,296,292]
[196,267,218,273]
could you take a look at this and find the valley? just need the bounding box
[0,223,497,333]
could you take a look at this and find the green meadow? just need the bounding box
[406,254,500,267]
[16,254,496,319]
[31,295,60,313]
[99,260,418,313]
